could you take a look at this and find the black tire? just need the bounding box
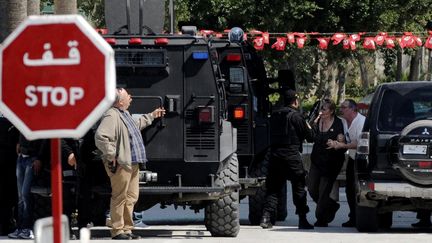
[355,205,378,232]
[204,153,240,237]
[378,212,393,229]
[33,194,51,220]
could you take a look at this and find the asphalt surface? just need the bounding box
[1,185,431,243]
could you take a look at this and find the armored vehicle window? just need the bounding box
[378,87,432,132]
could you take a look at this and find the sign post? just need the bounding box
[0,15,115,243]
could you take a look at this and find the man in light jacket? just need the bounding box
[95,88,165,240]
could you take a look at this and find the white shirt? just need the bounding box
[342,113,366,159]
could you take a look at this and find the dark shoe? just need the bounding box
[127,233,141,239]
[314,221,328,227]
[298,216,314,230]
[342,219,356,227]
[260,215,273,229]
[112,233,131,240]
[412,220,432,228]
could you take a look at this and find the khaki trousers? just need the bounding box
[104,163,139,237]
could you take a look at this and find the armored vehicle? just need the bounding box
[355,81,432,232]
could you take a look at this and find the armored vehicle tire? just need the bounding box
[355,205,378,232]
[204,153,240,237]
[248,153,288,225]
[33,194,51,219]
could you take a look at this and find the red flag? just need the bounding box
[385,37,396,49]
[349,34,361,42]
[363,37,376,50]
[263,32,270,44]
[415,36,422,47]
[317,37,330,50]
[331,33,346,45]
[200,30,214,37]
[287,33,295,43]
[296,36,307,48]
[374,34,386,46]
[249,30,263,35]
[271,37,287,51]
[343,39,350,50]
[253,37,265,50]
[425,36,432,49]
[401,34,416,48]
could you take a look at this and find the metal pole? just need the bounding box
[169,0,174,34]
[51,138,62,243]
[126,0,131,35]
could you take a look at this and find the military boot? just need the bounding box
[298,214,314,229]
[260,212,273,229]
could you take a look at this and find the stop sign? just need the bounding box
[0,15,115,140]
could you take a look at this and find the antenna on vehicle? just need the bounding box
[139,0,143,35]
[169,0,175,34]
[126,0,131,35]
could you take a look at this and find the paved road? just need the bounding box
[1,184,431,243]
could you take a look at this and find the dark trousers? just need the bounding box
[263,155,309,219]
[308,163,339,223]
[0,153,18,235]
[345,158,356,221]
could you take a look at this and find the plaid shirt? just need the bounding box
[119,110,147,164]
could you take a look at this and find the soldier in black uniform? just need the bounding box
[260,89,314,229]
[0,116,19,235]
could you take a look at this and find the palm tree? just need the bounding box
[0,0,27,43]
[54,0,77,14]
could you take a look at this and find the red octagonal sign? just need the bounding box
[0,15,115,140]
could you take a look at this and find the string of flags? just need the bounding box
[200,29,432,51]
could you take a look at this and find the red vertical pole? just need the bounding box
[51,138,62,243]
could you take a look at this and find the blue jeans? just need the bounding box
[16,156,34,229]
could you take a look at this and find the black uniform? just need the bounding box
[0,118,19,235]
[262,106,314,221]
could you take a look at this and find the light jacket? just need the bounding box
[95,107,154,171]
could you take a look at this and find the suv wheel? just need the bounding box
[355,205,378,232]
[204,153,240,237]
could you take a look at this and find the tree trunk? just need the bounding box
[0,0,27,43]
[27,0,40,16]
[336,64,346,104]
[408,48,422,81]
[427,50,432,81]
[54,0,77,14]
[356,53,369,90]
[396,49,403,81]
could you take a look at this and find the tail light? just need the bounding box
[367,182,375,191]
[233,106,245,120]
[357,132,370,155]
[129,38,142,45]
[197,106,215,124]
[155,38,169,45]
[105,38,116,45]
[418,161,432,168]
[226,54,241,62]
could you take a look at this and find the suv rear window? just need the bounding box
[378,86,432,132]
